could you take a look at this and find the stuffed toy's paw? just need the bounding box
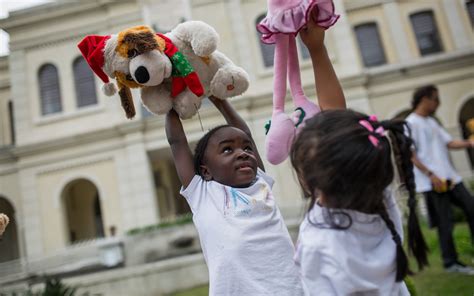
[211,66,250,99]
[173,89,202,120]
[141,85,173,115]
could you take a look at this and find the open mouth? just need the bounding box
[236,162,254,171]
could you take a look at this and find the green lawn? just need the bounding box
[410,223,474,296]
[170,223,474,296]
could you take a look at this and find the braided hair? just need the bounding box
[193,125,231,176]
[290,109,428,282]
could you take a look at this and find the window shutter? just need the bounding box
[410,11,443,56]
[73,57,98,108]
[39,64,62,115]
[467,1,474,27]
[354,23,386,67]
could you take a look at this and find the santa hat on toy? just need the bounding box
[77,35,117,96]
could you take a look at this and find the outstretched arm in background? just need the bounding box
[166,110,195,188]
[209,96,265,171]
[300,19,346,110]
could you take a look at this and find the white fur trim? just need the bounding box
[102,83,117,96]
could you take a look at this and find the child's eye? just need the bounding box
[244,146,253,152]
[222,147,232,153]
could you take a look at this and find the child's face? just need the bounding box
[201,127,258,187]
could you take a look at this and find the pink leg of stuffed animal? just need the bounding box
[265,34,296,165]
[288,34,320,133]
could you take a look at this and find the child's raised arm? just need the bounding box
[166,110,195,188]
[209,96,265,171]
[300,19,346,110]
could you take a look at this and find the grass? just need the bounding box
[410,222,474,296]
[169,223,474,296]
[170,285,208,296]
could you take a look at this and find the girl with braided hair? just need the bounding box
[290,109,428,295]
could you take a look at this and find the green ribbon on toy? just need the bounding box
[158,33,204,98]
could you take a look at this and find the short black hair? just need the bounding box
[193,125,231,176]
[412,84,438,110]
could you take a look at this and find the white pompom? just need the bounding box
[102,82,117,96]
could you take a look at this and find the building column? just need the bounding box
[331,0,363,76]
[8,50,29,146]
[115,131,158,232]
[225,0,256,80]
[383,2,413,62]
[19,169,44,257]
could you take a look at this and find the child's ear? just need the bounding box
[200,165,213,181]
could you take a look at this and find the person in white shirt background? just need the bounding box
[407,85,474,275]
[290,109,429,295]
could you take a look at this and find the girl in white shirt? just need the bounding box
[290,110,429,295]
[166,98,302,296]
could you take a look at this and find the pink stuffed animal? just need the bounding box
[257,0,339,164]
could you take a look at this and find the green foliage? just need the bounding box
[126,213,193,236]
[2,277,92,296]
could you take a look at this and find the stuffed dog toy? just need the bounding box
[78,21,250,119]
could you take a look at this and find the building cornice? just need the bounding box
[0,1,141,52]
[364,48,474,85]
[0,1,111,31]
[344,0,395,12]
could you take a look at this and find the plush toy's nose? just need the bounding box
[134,66,150,84]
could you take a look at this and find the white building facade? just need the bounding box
[0,0,473,283]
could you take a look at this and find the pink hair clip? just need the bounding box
[359,119,385,148]
[368,115,378,122]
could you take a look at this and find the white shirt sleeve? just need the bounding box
[179,175,205,213]
[405,119,419,151]
[438,124,453,144]
[257,168,275,188]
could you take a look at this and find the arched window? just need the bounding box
[410,11,443,56]
[38,64,62,115]
[459,97,474,168]
[354,23,386,67]
[62,179,104,243]
[256,14,275,68]
[0,197,20,263]
[467,0,474,27]
[73,56,97,108]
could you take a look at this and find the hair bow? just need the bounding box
[358,119,385,147]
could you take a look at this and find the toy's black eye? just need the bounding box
[128,49,138,58]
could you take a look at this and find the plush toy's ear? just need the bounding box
[116,81,136,119]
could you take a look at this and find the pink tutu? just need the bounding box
[257,0,339,44]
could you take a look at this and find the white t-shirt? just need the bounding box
[406,113,461,192]
[180,169,303,296]
[295,191,410,296]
